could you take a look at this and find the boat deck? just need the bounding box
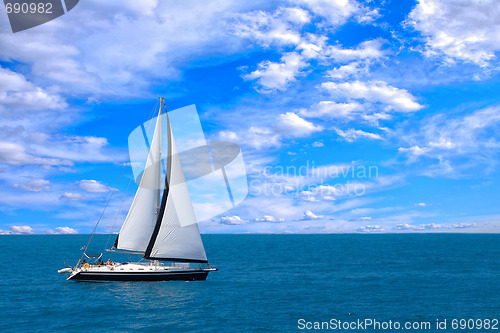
[66,262,215,281]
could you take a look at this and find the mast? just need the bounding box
[156,97,164,215]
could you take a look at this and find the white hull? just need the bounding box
[62,262,216,281]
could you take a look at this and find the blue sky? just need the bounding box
[1,0,499,234]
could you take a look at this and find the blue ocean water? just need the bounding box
[0,234,498,332]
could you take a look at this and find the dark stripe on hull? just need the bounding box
[69,271,209,282]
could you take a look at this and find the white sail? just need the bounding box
[145,115,208,262]
[115,108,162,253]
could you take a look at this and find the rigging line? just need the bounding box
[104,172,134,250]
[81,97,161,257]
[81,163,127,254]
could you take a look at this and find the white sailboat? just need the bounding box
[59,97,217,281]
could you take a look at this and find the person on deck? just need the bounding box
[106,258,114,270]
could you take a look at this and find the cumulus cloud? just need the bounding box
[277,112,323,136]
[13,179,51,192]
[0,67,67,111]
[357,225,383,232]
[0,225,35,234]
[232,7,309,47]
[397,105,500,175]
[243,52,307,92]
[79,180,112,193]
[312,141,324,147]
[415,202,427,207]
[299,101,363,119]
[60,192,87,201]
[398,145,430,159]
[245,127,282,149]
[408,0,500,67]
[0,1,270,97]
[326,62,363,80]
[324,39,385,62]
[295,0,378,26]
[254,215,286,223]
[322,80,424,112]
[235,1,385,94]
[219,130,239,142]
[0,141,73,167]
[394,222,478,230]
[225,112,322,149]
[335,128,383,142]
[300,210,325,220]
[46,227,78,234]
[31,135,123,163]
[220,215,249,225]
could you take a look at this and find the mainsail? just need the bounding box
[114,101,207,263]
[114,106,162,253]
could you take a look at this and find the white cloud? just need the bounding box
[0,225,78,235]
[357,225,383,232]
[246,127,282,149]
[254,215,285,223]
[0,141,73,166]
[312,141,324,147]
[397,105,500,175]
[231,7,309,47]
[294,0,377,26]
[301,195,320,202]
[231,5,385,95]
[335,128,383,142]
[47,227,78,234]
[394,222,478,230]
[243,52,307,92]
[9,225,34,234]
[296,34,327,59]
[0,1,270,97]
[415,202,427,207]
[60,192,87,201]
[220,215,249,225]
[408,0,500,67]
[398,145,430,159]
[32,135,123,163]
[0,133,121,169]
[429,137,455,149]
[300,210,325,220]
[13,179,51,192]
[219,130,239,142]
[362,112,392,124]
[300,101,362,119]
[220,112,323,150]
[277,112,323,136]
[79,180,112,193]
[242,36,386,93]
[325,39,385,62]
[326,62,363,80]
[322,80,424,112]
[0,67,67,111]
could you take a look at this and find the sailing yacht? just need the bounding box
[58,97,217,281]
